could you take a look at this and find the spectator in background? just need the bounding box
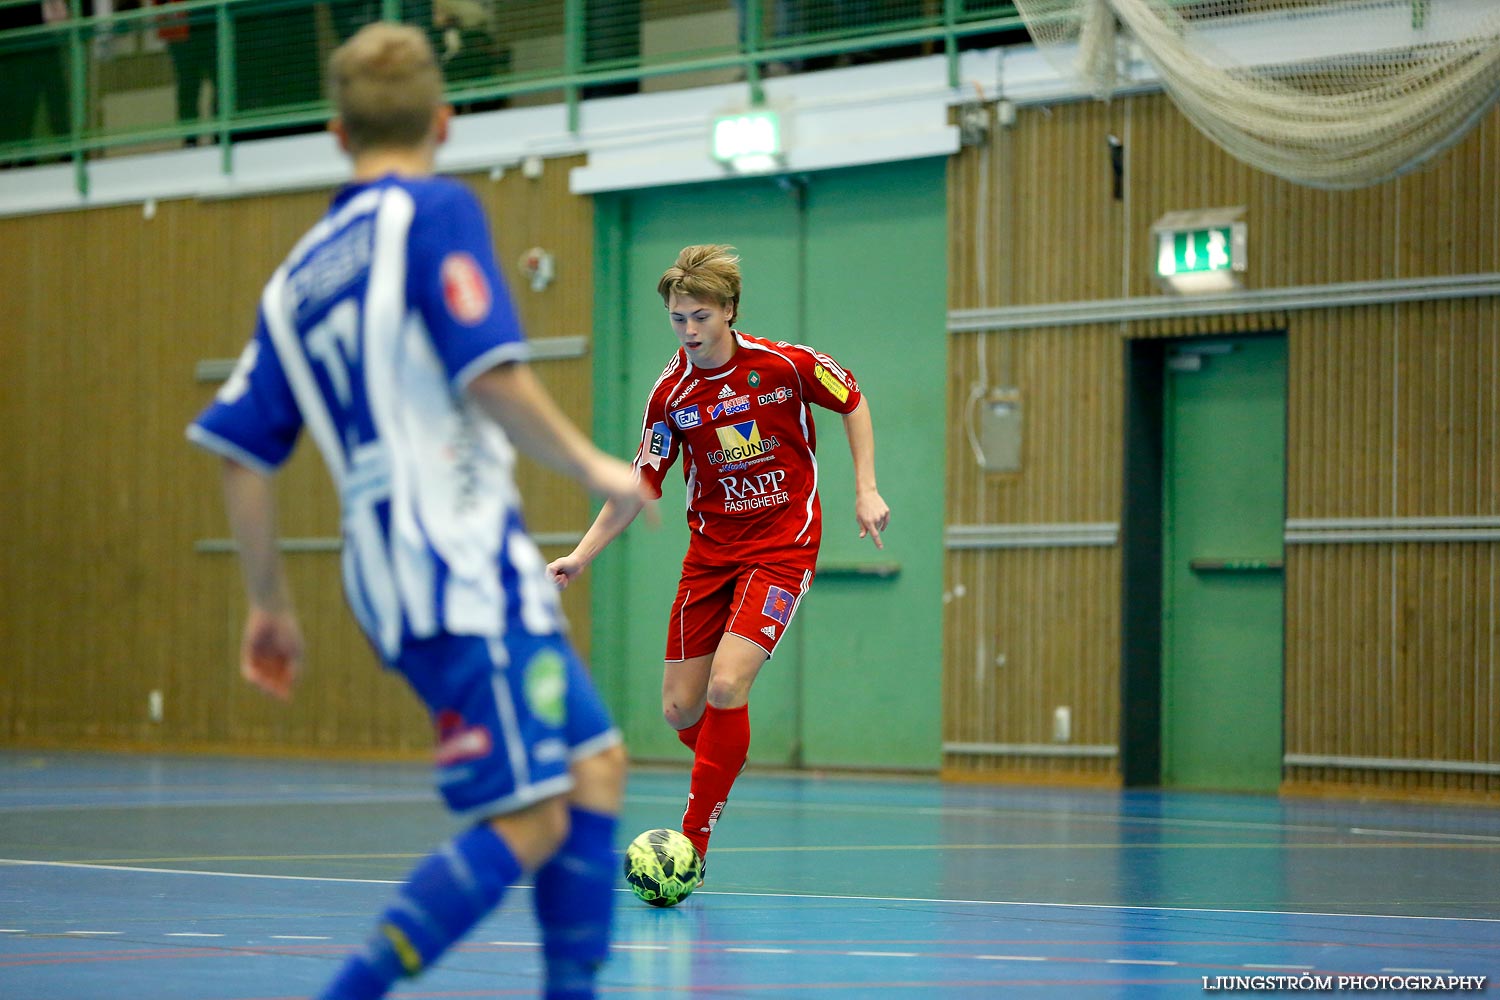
[0,0,71,151]
[582,0,638,98]
[232,0,320,120]
[150,0,216,141]
[334,0,507,107]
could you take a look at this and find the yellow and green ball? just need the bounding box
[623,828,701,907]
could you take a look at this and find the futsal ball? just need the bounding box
[623,828,701,907]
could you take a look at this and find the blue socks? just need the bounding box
[319,808,619,1000]
[533,807,618,1000]
[320,822,522,1000]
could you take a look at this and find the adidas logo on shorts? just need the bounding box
[718,384,736,398]
[760,625,776,640]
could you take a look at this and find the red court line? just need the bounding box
[234,979,1204,1000]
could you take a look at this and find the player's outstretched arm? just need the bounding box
[468,361,652,511]
[221,458,304,701]
[547,494,650,589]
[842,398,890,550]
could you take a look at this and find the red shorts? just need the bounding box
[665,558,814,660]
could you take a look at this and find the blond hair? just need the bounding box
[329,22,444,155]
[657,245,742,321]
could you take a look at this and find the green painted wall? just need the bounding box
[591,158,947,770]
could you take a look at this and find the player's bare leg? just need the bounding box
[672,635,766,865]
[663,653,713,735]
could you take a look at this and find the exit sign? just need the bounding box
[1151,208,1247,293]
[1157,226,1234,276]
[712,110,782,174]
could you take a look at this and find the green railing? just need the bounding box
[0,0,1025,186]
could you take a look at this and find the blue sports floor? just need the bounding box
[1,750,1496,998]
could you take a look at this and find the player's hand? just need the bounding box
[547,553,587,590]
[855,490,891,550]
[240,606,303,702]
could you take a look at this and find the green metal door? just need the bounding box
[593,160,946,769]
[1161,335,1287,792]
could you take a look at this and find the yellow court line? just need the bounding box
[707,841,1500,853]
[63,840,1500,867]
[79,852,425,865]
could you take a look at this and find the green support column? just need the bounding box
[563,0,583,134]
[744,0,763,106]
[68,0,87,196]
[944,0,960,90]
[216,0,234,174]
[589,195,632,712]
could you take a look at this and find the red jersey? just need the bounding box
[632,331,863,566]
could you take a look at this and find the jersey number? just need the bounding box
[306,299,361,409]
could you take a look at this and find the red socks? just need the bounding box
[675,714,705,751]
[680,703,749,857]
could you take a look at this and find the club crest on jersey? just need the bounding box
[440,251,492,326]
[762,586,795,625]
[748,371,761,387]
[709,421,779,464]
[710,394,750,419]
[813,363,851,403]
[671,404,701,430]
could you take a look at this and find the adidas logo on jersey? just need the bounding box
[718,384,736,398]
[760,625,777,640]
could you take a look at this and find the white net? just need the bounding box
[1012,0,1500,188]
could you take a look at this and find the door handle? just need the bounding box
[1189,558,1284,573]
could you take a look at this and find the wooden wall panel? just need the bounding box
[0,156,598,756]
[946,89,1500,795]
[944,325,1123,526]
[1283,299,1500,795]
[943,547,1120,782]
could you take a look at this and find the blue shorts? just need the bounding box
[393,631,620,819]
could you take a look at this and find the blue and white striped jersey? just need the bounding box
[188,175,562,660]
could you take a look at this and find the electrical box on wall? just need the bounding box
[979,388,1022,472]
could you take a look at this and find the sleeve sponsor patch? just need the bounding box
[648,421,672,457]
[441,251,493,326]
[813,363,851,403]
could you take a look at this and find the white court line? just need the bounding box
[1244,964,1313,970]
[848,950,918,958]
[725,947,794,954]
[0,793,434,815]
[1384,967,1456,974]
[270,935,330,941]
[638,791,1500,842]
[1350,828,1500,843]
[0,858,401,885]
[1107,959,1178,966]
[977,955,1047,962]
[62,930,121,936]
[164,932,223,938]
[4,857,1497,926]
